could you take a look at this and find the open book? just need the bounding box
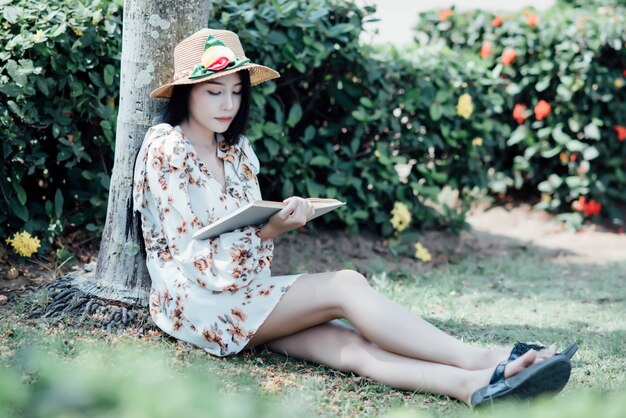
[192,198,345,240]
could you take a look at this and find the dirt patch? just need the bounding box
[2,203,624,298]
[464,203,626,264]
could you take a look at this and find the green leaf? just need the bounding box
[429,103,443,121]
[565,140,585,152]
[351,109,369,122]
[2,6,20,24]
[104,64,116,86]
[327,172,346,186]
[0,84,22,97]
[286,103,302,127]
[55,189,64,219]
[264,138,279,157]
[13,183,26,205]
[583,123,600,140]
[267,31,288,45]
[507,126,528,146]
[552,126,571,145]
[535,77,551,92]
[583,146,599,161]
[10,198,28,221]
[556,84,572,101]
[263,122,282,137]
[310,155,331,166]
[35,77,49,96]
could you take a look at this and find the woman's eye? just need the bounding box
[208,91,220,96]
[233,90,242,95]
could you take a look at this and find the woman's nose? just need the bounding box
[221,92,234,110]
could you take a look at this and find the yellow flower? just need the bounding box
[414,242,432,262]
[541,193,552,203]
[71,26,84,37]
[615,78,624,89]
[390,202,411,232]
[6,231,41,257]
[374,150,381,158]
[456,93,473,119]
[472,137,483,147]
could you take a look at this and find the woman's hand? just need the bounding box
[259,197,314,240]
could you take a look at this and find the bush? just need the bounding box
[414,2,626,229]
[210,0,477,235]
[0,0,122,247]
[3,0,623,254]
[0,342,309,418]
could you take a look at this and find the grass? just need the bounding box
[1,247,625,417]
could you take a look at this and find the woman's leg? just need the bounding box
[245,270,509,370]
[261,320,541,404]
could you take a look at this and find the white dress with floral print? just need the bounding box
[132,123,303,357]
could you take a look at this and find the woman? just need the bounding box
[132,28,576,407]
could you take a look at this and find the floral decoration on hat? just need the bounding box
[189,35,250,80]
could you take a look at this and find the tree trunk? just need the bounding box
[74,0,213,306]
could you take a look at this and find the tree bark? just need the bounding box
[74,0,213,306]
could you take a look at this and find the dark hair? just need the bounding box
[155,69,252,146]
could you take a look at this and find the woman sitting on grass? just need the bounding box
[132,28,577,407]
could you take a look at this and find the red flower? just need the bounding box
[614,125,626,141]
[513,103,528,124]
[492,16,503,27]
[206,56,230,71]
[570,153,577,162]
[501,48,516,66]
[524,12,540,27]
[572,196,602,217]
[480,41,493,59]
[439,8,453,21]
[534,100,551,121]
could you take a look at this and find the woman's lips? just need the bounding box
[215,117,233,122]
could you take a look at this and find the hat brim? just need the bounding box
[149,63,280,98]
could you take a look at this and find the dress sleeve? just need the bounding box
[144,133,272,292]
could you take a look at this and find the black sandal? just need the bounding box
[470,354,572,407]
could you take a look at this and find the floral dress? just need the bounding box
[132,123,303,357]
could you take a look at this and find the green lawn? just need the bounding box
[1,248,625,417]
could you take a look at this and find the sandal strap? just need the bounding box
[509,341,546,361]
[489,360,507,385]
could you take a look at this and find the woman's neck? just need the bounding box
[178,120,217,152]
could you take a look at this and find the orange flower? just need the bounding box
[492,16,503,27]
[614,125,626,141]
[572,196,602,217]
[534,100,551,120]
[513,103,528,124]
[480,41,493,59]
[439,8,453,21]
[524,12,539,27]
[501,48,516,66]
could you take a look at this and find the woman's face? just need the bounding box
[187,72,242,134]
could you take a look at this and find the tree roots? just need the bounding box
[25,276,157,337]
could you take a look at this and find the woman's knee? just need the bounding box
[336,269,370,291]
[329,326,372,373]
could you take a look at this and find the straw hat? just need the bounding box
[149,28,280,98]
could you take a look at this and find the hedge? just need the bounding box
[1,0,122,246]
[2,0,624,256]
[414,1,625,229]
